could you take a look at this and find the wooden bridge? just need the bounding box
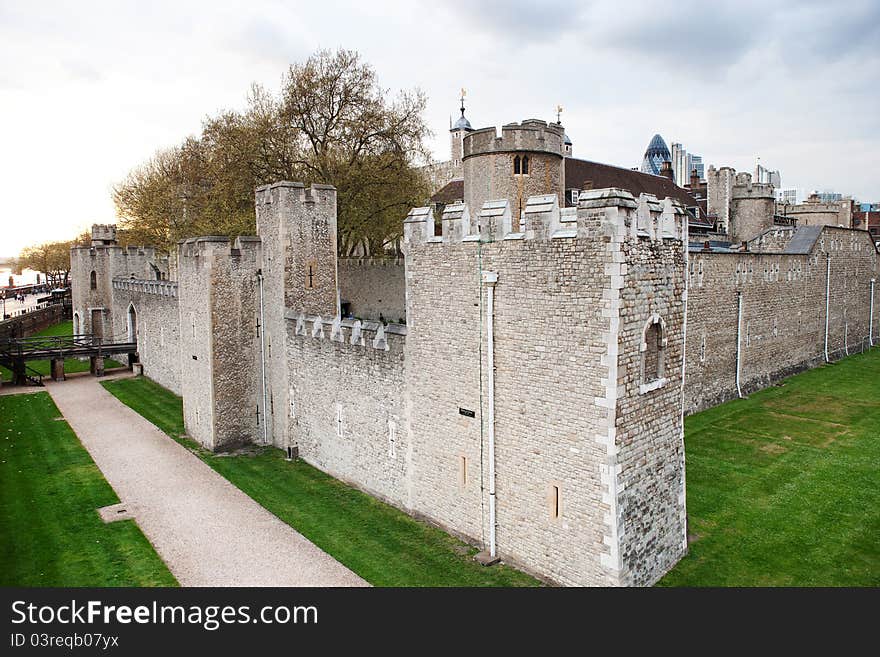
[0,334,137,386]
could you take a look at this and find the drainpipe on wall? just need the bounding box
[482,270,499,559]
[735,291,743,398]
[870,279,875,347]
[257,270,269,446]
[824,254,831,363]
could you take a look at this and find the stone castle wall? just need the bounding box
[286,314,409,506]
[338,257,406,322]
[70,243,159,340]
[685,227,879,414]
[255,182,338,449]
[65,169,878,587]
[402,189,688,586]
[110,279,182,394]
[783,199,853,228]
[177,236,262,451]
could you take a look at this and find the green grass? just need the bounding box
[659,348,880,586]
[1,320,124,382]
[102,377,540,587]
[0,392,177,586]
[104,348,880,587]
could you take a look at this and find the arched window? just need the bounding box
[90,270,97,290]
[513,155,521,175]
[522,155,529,175]
[640,314,667,393]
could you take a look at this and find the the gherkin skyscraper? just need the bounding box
[640,133,671,176]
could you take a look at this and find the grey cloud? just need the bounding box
[436,0,590,43]
[227,18,311,67]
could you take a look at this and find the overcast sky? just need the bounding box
[1,0,878,256]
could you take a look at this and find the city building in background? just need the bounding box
[640,134,671,176]
[754,162,781,188]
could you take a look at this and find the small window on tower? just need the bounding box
[522,155,530,175]
[90,270,97,290]
[513,155,521,175]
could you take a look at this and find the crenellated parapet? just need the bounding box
[463,119,566,159]
[112,278,178,297]
[403,190,688,249]
[286,309,406,353]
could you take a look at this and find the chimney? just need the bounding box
[690,168,700,188]
[660,160,674,181]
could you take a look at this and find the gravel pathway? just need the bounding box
[46,374,368,587]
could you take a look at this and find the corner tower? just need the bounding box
[463,119,566,230]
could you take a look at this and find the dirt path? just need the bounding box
[46,374,368,587]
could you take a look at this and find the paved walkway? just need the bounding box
[46,374,368,587]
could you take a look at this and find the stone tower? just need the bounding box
[707,165,735,234]
[730,172,776,243]
[463,119,566,231]
[70,224,158,339]
[254,181,339,449]
[449,92,474,175]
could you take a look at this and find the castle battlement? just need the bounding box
[255,181,337,208]
[463,119,566,159]
[91,223,117,246]
[286,310,406,352]
[732,172,775,199]
[112,278,178,297]
[404,191,687,247]
[178,235,261,261]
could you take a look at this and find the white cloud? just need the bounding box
[0,0,877,255]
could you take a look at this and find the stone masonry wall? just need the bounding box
[402,189,687,586]
[684,227,880,414]
[286,315,409,506]
[177,236,262,451]
[256,182,338,449]
[71,244,158,339]
[612,202,688,586]
[0,305,65,341]
[110,280,182,394]
[338,257,406,322]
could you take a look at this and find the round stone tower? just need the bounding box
[730,172,776,244]
[463,119,566,228]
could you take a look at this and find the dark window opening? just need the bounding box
[513,155,521,175]
[522,155,529,175]
[90,270,97,290]
[643,322,663,384]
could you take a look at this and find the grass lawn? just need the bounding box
[660,348,880,586]
[1,320,124,382]
[102,377,540,587]
[0,392,177,586]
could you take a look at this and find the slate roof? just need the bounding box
[782,225,823,254]
[430,179,464,205]
[429,157,713,228]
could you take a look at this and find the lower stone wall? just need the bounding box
[111,280,182,395]
[685,227,879,414]
[0,305,65,340]
[338,258,406,323]
[287,316,409,507]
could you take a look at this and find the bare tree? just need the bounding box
[113,48,431,256]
